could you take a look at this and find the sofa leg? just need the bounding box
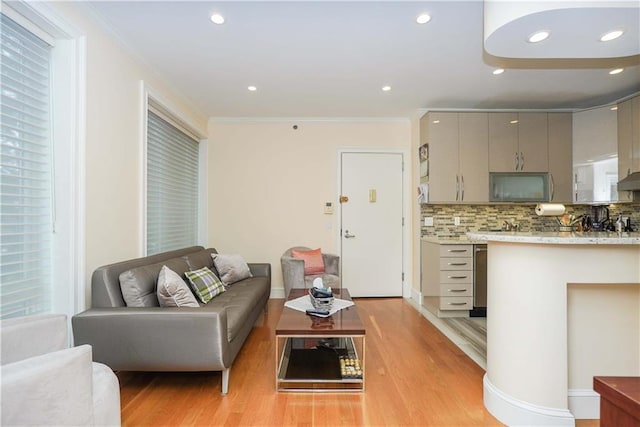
[221,368,230,395]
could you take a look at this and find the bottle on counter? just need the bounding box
[615,215,624,234]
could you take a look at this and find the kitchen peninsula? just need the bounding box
[466,231,640,426]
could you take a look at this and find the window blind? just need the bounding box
[0,14,53,319]
[146,110,199,255]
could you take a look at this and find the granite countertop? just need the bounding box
[421,236,486,244]
[466,231,640,245]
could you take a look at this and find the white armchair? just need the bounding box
[1,314,121,426]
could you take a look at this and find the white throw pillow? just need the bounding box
[156,265,199,307]
[211,254,253,286]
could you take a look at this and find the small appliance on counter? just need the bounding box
[590,205,612,231]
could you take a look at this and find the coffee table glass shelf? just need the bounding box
[275,288,365,392]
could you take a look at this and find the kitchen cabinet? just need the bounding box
[574,105,619,203]
[489,112,549,172]
[618,95,640,201]
[420,112,488,203]
[421,241,473,318]
[547,113,573,202]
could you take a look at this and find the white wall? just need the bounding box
[45,2,207,307]
[207,119,413,295]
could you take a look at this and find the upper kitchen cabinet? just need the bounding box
[617,95,640,201]
[489,112,549,172]
[573,105,619,203]
[547,113,573,203]
[458,113,489,202]
[421,112,488,203]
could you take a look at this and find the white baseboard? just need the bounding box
[568,389,600,420]
[484,374,575,426]
[270,288,286,299]
[410,287,421,304]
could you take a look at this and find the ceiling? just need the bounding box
[84,1,640,119]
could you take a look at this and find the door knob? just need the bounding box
[344,230,356,239]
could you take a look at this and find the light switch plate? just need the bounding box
[454,217,461,226]
[424,217,434,227]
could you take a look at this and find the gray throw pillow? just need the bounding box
[211,254,253,285]
[157,265,199,307]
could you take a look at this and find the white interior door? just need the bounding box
[340,152,403,297]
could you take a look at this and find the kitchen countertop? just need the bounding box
[466,231,640,245]
[421,236,486,244]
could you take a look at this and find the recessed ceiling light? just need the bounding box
[382,85,391,92]
[609,68,624,75]
[432,120,440,124]
[416,14,431,24]
[210,13,225,25]
[600,30,624,42]
[610,106,618,111]
[510,120,519,124]
[493,68,505,75]
[528,31,549,43]
[247,86,257,91]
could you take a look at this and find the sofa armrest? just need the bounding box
[248,262,271,279]
[1,345,94,426]
[1,314,68,364]
[322,253,340,276]
[72,307,231,371]
[280,256,305,297]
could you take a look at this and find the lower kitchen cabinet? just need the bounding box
[421,240,474,317]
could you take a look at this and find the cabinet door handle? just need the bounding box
[550,173,555,201]
[448,262,468,266]
[447,249,467,253]
[520,151,524,170]
[448,289,468,293]
[455,175,459,201]
[447,275,469,279]
[448,302,468,306]
[461,175,464,201]
[515,152,519,170]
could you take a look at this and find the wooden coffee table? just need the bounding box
[275,288,365,392]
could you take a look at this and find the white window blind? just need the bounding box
[0,14,53,319]
[146,110,199,255]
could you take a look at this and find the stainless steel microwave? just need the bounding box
[489,172,550,202]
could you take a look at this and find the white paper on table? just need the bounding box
[284,295,355,316]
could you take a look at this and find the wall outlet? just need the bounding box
[454,216,461,226]
[424,217,434,227]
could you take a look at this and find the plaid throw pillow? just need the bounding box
[184,267,225,304]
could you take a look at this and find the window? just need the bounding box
[146,107,200,255]
[0,13,53,318]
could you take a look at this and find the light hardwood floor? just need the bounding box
[117,297,598,426]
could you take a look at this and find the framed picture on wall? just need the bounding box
[419,143,428,180]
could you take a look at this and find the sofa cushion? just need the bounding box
[182,248,218,273]
[157,265,199,307]
[184,267,225,304]
[291,248,325,275]
[119,258,190,307]
[205,276,270,342]
[212,254,253,286]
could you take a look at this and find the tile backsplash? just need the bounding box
[421,203,640,238]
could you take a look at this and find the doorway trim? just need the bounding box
[337,148,411,298]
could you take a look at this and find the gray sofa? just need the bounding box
[72,246,271,395]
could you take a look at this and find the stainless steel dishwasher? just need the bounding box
[470,244,487,317]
